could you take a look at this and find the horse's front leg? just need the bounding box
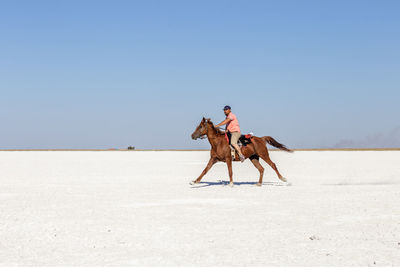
[191,157,217,184]
[226,157,234,187]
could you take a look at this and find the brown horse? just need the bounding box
[191,118,292,186]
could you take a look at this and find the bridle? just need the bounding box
[198,122,225,139]
[199,123,208,139]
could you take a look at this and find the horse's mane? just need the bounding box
[207,120,225,136]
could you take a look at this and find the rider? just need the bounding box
[215,105,245,162]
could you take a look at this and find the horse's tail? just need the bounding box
[262,136,293,153]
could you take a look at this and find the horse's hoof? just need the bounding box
[256,183,262,187]
[189,181,197,185]
[229,182,234,187]
[280,177,287,182]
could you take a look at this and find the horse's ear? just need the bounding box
[202,117,206,122]
[206,118,211,122]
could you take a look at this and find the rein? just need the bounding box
[199,125,225,139]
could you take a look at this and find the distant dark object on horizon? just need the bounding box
[127,146,135,150]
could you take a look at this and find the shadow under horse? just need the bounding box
[191,118,293,186]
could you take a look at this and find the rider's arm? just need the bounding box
[215,118,232,128]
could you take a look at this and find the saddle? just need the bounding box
[225,132,253,146]
[225,132,253,160]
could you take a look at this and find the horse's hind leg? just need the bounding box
[250,157,264,186]
[259,152,286,182]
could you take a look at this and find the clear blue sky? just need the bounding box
[1,0,399,149]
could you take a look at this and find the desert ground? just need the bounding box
[0,150,399,266]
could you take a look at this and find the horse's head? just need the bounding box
[191,117,211,140]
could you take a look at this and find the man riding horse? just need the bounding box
[191,106,292,186]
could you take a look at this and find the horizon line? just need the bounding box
[0,148,400,152]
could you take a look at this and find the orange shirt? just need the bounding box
[226,112,240,132]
